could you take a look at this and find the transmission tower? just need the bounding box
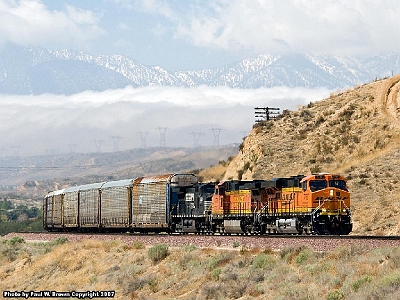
[44,149,55,155]
[157,127,167,148]
[210,128,222,147]
[110,136,123,152]
[11,145,20,157]
[190,132,204,147]
[68,143,77,153]
[139,131,148,148]
[93,140,104,153]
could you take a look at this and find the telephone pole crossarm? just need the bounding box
[254,107,280,122]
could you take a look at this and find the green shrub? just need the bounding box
[49,237,68,246]
[7,236,25,245]
[232,241,240,248]
[1,236,25,262]
[147,243,169,264]
[183,244,197,252]
[133,241,145,249]
[352,275,372,292]
[296,250,310,265]
[211,268,221,281]
[380,271,400,288]
[326,289,345,300]
[252,253,276,269]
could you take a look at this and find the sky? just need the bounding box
[1,0,399,156]
[1,0,400,71]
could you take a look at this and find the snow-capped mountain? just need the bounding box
[1,44,400,95]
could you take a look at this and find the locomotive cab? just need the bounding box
[300,173,352,235]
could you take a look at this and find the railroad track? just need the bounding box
[4,232,400,252]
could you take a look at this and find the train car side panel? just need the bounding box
[52,190,64,227]
[63,186,80,228]
[132,181,168,226]
[100,179,133,228]
[78,183,105,227]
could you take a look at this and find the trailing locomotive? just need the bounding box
[43,173,352,235]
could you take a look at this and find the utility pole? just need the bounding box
[254,107,280,122]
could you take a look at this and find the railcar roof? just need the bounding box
[102,178,135,188]
[137,173,197,185]
[64,182,106,193]
[138,173,175,183]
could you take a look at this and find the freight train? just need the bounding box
[43,173,352,235]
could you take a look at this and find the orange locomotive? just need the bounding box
[211,173,352,235]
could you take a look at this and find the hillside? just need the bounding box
[2,236,400,299]
[217,75,400,236]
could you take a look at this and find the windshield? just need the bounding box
[309,180,327,192]
[329,180,348,191]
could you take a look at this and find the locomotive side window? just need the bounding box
[309,180,327,192]
[329,180,348,191]
[302,181,307,191]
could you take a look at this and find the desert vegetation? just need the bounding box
[0,199,44,235]
[2,236,400,299]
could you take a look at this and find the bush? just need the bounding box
[7,236,25,245]
[133,241,145,249]
[232,241,240,248]
[352,275,372,292]
[326,289,345,300]
[296,250,310,265]
[49,237,68,246]
[147,243,169,264]
[1,236,25,262]
[252,253,276,269]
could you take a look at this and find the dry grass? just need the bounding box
[3,237,400,299]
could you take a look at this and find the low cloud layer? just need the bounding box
[0,86,331,156]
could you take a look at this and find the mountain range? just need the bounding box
[1,44,400,95]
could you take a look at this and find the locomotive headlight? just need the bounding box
[330,189,334,197]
